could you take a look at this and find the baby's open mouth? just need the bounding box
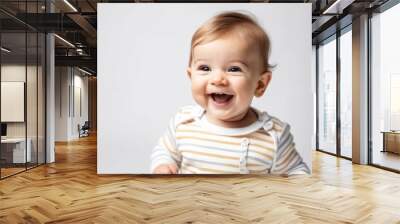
[210,93,234,104]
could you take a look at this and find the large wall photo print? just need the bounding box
[98,3,313,175]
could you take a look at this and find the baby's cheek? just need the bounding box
[191,93,206,106]
[238,92,254,105]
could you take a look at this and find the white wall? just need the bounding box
[98,3,313,174]
[55,67,69,141]
[55,67,89,141]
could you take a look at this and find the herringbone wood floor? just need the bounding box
[1,134,400,224]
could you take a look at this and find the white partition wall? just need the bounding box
[98,3,312,174]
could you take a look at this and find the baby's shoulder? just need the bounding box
[255,108,291,136]
[173,105,204,127]
[270,116,289,134]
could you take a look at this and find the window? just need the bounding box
[318,36,337,154]
[371,2,400,171]
[340,28,352,158]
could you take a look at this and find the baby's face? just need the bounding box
[187,35,271,126]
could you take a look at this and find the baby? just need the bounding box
[151,11,310,175]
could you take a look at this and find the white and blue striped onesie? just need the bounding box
[151,105,310,175]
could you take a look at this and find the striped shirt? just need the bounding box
[151,105,310,175]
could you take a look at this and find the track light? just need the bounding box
[63,0,78,12]
[322,0,354,15]
[78,67,93,76]
[54,34,75,48]
[1,47,11,53]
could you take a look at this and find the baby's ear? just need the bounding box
[255,71,272,97]
[186,68,192,79]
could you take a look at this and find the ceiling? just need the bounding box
[0,0,392,75]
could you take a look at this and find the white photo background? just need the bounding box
[98,3,312,174]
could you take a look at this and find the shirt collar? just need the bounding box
[195,106,272,136]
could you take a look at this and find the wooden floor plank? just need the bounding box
[0,134,400,223]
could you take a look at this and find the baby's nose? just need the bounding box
[211,70,228,86]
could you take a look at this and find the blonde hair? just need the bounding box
[188,11,272,72]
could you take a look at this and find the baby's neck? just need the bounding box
[205,109,258,128]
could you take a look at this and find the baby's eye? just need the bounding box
[198,65,211,72]
[228,66,242,72]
